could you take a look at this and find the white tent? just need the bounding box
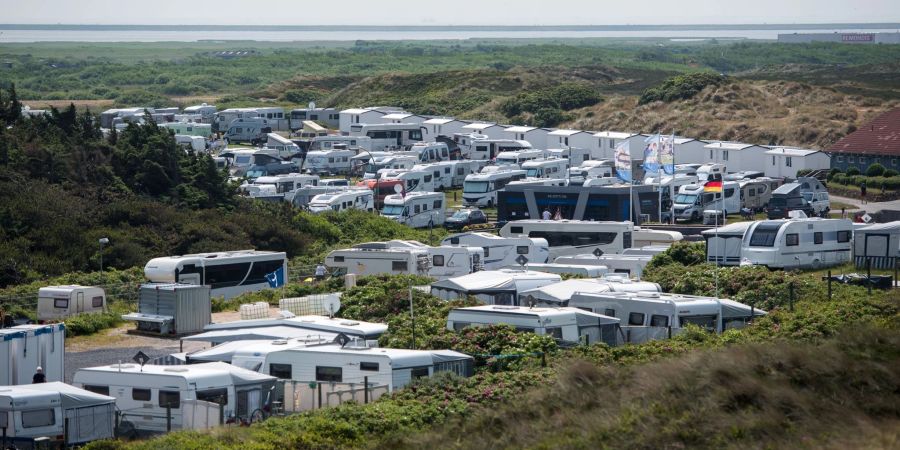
[0,382,115,445]
[519,278,662,306]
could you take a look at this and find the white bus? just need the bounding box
[308,189,375,214]
[381,192,446,228]
[349,123,429,151]
[499,220,634,260]
[441,232,551,270]
[740,218,853,269]
[144,250,288,299]
[462,169,526,208]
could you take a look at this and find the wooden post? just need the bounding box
[867,257,872,295]
[789,282,795,312]
[317,383,322,409]
[166,406,172,432]
[364,376,369,404]
[827,270,832,300]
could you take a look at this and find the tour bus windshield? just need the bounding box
[464,181,491,193]
[675,194,697,204]
[381,205,405,216]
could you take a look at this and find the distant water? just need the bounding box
[0,25,898,43]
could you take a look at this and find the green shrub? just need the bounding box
[884,169,899,177]
[846,166,861,176]
[866,163,886,177]
[638,72,727,105]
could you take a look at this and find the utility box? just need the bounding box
[123,283,211,335]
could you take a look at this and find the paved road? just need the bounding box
[830,194,900,215]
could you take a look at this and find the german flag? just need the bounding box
[703,180,723,193]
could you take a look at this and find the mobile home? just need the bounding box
[183,103,217,123]
[462,169,526,207]
[504,126,550,149]
[460,122,509,140]
[547,129,596,154]
[546,147,592,167]
[455,135,531,160]
[423,117,468,138]
[430,269,561,305]
[325,240,483,279]
[380,192,445,228]
[741,218,853,269]
[499,220,634,259]
[441,232,551,270]
[36,285,106,321]
[853,221,900,269]
[0,324,66,386]
[446,305,620,346]
[144,250,287,300]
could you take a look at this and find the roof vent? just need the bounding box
[492,305,519,310]
[164,367,189,373]
[340,321,360,326]
[272,340,288,345]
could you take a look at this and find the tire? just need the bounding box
[487,200,493,208]
[249,408,267,424]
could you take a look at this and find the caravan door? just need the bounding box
[76,290,85,314]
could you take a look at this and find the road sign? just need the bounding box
[133,351,150,367]
[333,332,351,347]
[593,248,604,258]
[515,254,529,267]
[862,213,872,223]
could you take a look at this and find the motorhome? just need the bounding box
[223,117,272,145]
[37,285,106,321]
[290,185,352,209]
[363,154,418,179]
[567,291,765,343]
[381,170,436,195]
[244,160,300,181]
[499,220,635,260]
[307,189,375,214]
[266,133,301,158]
[521,158,569,179]
[380,192,445,228]
[349,123,428,151]
[289,107,340,129]
[441,232,551,270]
[462,169,526,207]
[216,107,288,132]
[430,269,562,306]
[567,160,614,184]
[309,135,372,152]
[183,103,217,123]
[409,142,451,163]
[73,363,276,433]
[144,250,287,300]
[325,240,483,279]
[446,305,620,346]
[702,221,753,266]
[739,178,781,211]
[0,382,116,447]
[673,181,740,221]
[242,174,319,201]
[741,218,853,269]
[547,147,592,167]
[412,162,454,190]
[696,163,727,182]
[521,277,662,306]
[495,149,546,167]
[454,134,532,160]
[304,149,355,175]
[0,324,66,386]
[193,315,388,344]
[174,135,207,153]
[162,121,213,138]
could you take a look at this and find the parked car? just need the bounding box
[445,208,488,230]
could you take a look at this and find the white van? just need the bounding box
[462,169,526,207]
[673,181,740,221]
[37,285,106,321]
[308,189,375,213]
[521,158,569,179]
[381,192,446,228]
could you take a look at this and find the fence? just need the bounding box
[278,379,389,413]
[0,280,141,322]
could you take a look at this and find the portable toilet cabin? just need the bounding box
[37,285,106,321]
[0,324,66,385]
[853,221,900,269]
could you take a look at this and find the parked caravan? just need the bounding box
[521,158,569,179]
[632,228,683,247]
[349,123,428,151]
[495,149,546,167]
[741,218,853,269]
[144,250,287,300]
[381,192,445,228]
[163,122,213,138]
[0,382,116,447]
[499,220,634,259]
[702,221,754,266]
[242,174,319,202]
[37,285,106,321]
[244,160,300,181]
[217,107,288,132]
[518,263,607,277]
[304,149,355,175]
[446,305,620,346]
[364,155,418,179]
[192,315,388,344]
[412,160,488,190]
[673,181,740,221]
[521,277,662,306]
[223,117,272,145]
[219,148,256,175]
[0,324,65,386]
[73,363,276,433]
[325,240,483,279]
[308,189,375,214]
[739,178,780,211]
[462,169,526,207]
[853,221,900,269]
[174,135,207,153]
[441,232,551,270]
[454,134,532,160]
[567,291,765,343]
[309,135,372,152]
[290,185,352,209]
[185,337,337,367]
[290,107,340,129]
[379,170,436,195]
[567,161,614,185]
[547,147,592,167]
[430,269,561,305]
[409,142,451,163]
[556,254,653,278]
[266,133,301,157]
[183,103,217,123]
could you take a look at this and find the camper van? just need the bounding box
[325,240,483,279]
[37,285,106,321]
[673,181,740,221]
[741,218,853,269]
[381,170,436,195]
[304,149,355,175]
[290,185,352,209]
[521,158,569,179]
[364,155,418,179]
[380,192,445,228]
[446,305,619,346]
[73,363,276,433]
[144,250,287,300]
[0,324,66,386]
[566,291,765,343]
[441,232,551,270]
[307,189,375,214]
[462,169,527,207]
[499,220,634,260]
[0,383,116,447]
[242,174,319,201]
[223,117,272,145]
[349,123,428,151]
[703,221,754,266]
[495,149,546,167]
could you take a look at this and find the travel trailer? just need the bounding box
[144,250,287,300]
[566,291,765,343]
[73,363,276,433]
[518,263,608,277]
[223,117,272,145]
[521,158,569,179]
[462,169,527,207]
[702,221,754,266]
[380,192,445,228]
[673,181,740,221]
[430,269,561,305]
[495,149,547,167]
[441,232,551,270]
[632,228,683,247]
[37,285,106,321]
[192,315,388,344]
[325,240,483,279]
[552,253,654,278]
[499,220,635,259]
[0,382,116,447]
[739,178,781,211]
[290,185,352,209]
[741,218,853,269]
[309,135,372,152]
[454,134,532,160]
[242,174,319,202]
[304,149,355,175]
[349,123,428,151]
[853,221,900,269]
[446,305,620,346]
[363,154,418,179]
[307,189,375,214]
[0,324,66,386]
[408,142,451,163]
[521,277,662,306]
[184,336,338,367]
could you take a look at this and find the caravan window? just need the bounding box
[269,363,292,379]
[54,298,69,308]
[433,255,445,266]
[628,312,645,326]
[360,362,379,372]
[749,223,781,247]
[132,388,151,401]
[814,232,823,245]
[84,385,109,396]
[680,315,718,331]
[392,261,408,271]
[410,130,423,141]
[433,200,442,209]
[197,389,228,406]
[650,315,669,327]
[21,409,55,428]
[516,246,529,255]
[411,367,430,379]
[333,256,345,262]
[453,321,471,331]
[604,308,616,318]
[837,230,851,243]
[316,366,343,382]
[159,391,181,409]
[545,327,563,339]
[785,234,799,246]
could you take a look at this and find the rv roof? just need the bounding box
[204,315,388,335]
[381,113,417,120]
[548,129,588,136]
[462,122,500,131]
[701,221,754,236]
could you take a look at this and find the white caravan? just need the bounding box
[380,192,445,228]
[462,169,526,207]
[217,107,288,132]
[413,160,487,190]
[194,315,388,343]
[853,221,900,269]
[308,189,375,214]
[739,178,781,211]
[37,285,106,321]
[185,337,337,367]
[325,240,484,279]
[740,218,853,269]
[73,363,276,433]
[552,254,654,278]
[144,250,287,300]
[703,221,753,266]
[381,170,436,194]
[518,263,608,277]
[567,160,614,184]
[183,103,217,123]
[309,135,372,152]
[430,269,561,306]
[290,185,352,209]
[163,122,213,138]
[499,220,635,259]
[567,291,765,343]
[409,142,451,163]
[673,181,740,221]
[0,382,116,447]
[446,305,620,346]
[0,324,66,386]
[242,174,319,201]
[495,149,547,167]
[220,148,257,175]
[364,155,418,179]
[174,135,207,153]
[632,227,683,247]
[521,277,662,306]
[304,149,355,175]
[441,232,551,270]
[223,117,272,145]
[266,133,301,156]
[547,147,592,167]
[349,123,428,151]
[454,134,532,160]
[521,158,569,179]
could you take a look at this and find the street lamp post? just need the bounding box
[98,237,109,274]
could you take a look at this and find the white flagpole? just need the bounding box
[656,133,662,223]
[670,130,676,224]
[714,184,720,299]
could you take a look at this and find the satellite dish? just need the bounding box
[322,295,341,318]
[309,101,316,110]
[393,184,404,194]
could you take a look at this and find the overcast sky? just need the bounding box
[1,0,898,26]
